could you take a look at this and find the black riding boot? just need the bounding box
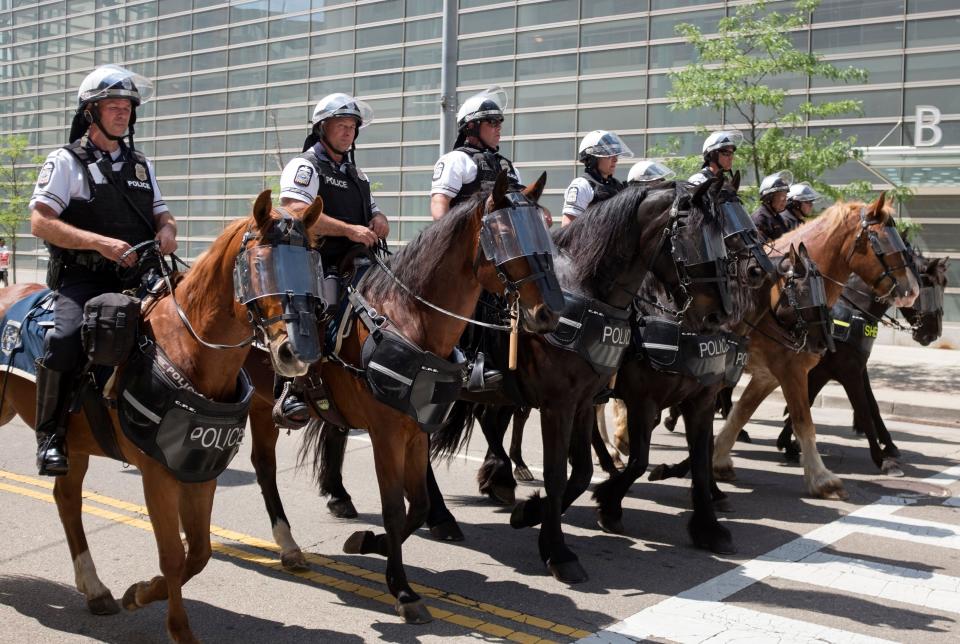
[273,375,310,430]
[465,351,503,393]
[35,362,70,476]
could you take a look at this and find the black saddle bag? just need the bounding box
[82,293,141,366]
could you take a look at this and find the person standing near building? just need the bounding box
[751,170,795,241]
[0,238,10,287]
[430,86,551,225]
[273,92,389,428]
[688,130,743,186]
[561,130,633,226]
[29,65,177,475]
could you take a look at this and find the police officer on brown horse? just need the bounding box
[274,92,390,427]
[29,65,177,475]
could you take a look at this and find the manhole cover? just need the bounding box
[864,479,952,499]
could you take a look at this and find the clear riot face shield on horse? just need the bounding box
[851,207,918,307]
[668,197,735,319]
[719,198,776,277]
[233,210,324,365]
[479,192,565,316]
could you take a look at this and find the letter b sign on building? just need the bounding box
[915,105,942,147]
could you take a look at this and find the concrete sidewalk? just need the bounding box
[739,344,959,425]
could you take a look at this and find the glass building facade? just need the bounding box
[1,0,958,323]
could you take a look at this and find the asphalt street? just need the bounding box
[1,398,959,643]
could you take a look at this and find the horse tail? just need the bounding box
[297,419,349,496]
[429,400,476,461]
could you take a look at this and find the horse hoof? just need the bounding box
[396,599,432,624]
[813,477,848,501]
[343,530,376,555]
[486,484,515,506]
[713,465,737,482]
[121,583,143,612]
[513,465,534,482]
[736,430,752,444]
[694,531,737,555]
[648,464,667,482]
[510,500,542,529]
[87,592,120,616]
[784,449,801,464]
[281,549,310,571]
[327,497,358,519]
[597,513,625,535]
[547,558,588,584]
[881,459,905,478]
[428,519,465,542]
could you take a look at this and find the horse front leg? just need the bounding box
[177,481,216,584]
[836,366,886,472]
[778,367,847,500]
[509,406,534,481]
[425,459,464,541]
[476,405,517,504]
[123,464,196,644]
[864,370,900,462]
[779,363,831,462]
[681,396,734,555]
[593,403,624,474]
[249,400,307,571]
[52,452,120,615]
[713,372,778,480]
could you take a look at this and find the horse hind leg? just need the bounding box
[53,453,120,615]
[713,372,778,481]
[317,421,359,519]
[476,406,516,505]
[509,406,535,481]
[594,403,624,473]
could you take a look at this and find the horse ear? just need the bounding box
[732,170,741,193]
[491,170,510,209]
[303,195,324,231]
[868,191,887,221]
[692,176,713,204]
[523,172,547,203]
[253,190,273,230]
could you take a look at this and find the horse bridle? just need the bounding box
[846,207,911,302]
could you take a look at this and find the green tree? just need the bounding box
[663,0,908,209]
[0,135,43,282]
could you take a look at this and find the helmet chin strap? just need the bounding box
[84,103,137,151]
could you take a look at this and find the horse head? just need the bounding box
[715,171,774,289]
[845,192,920,308]
[473,170,562,333]
[901,254,948,346]
[235,189,325,376]
[771,243,834,353]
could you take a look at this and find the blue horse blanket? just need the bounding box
[0,289,55,382]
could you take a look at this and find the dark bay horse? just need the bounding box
[0,191,322,643]
[712,194,920,499]
[432,179,737,583]
[777,253,949,473]
[594,242,826,554]
[244,174,562,624]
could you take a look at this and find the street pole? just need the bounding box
[439,0,458,155]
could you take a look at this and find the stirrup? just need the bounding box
[272,381,310,430]
[466,351,503,393]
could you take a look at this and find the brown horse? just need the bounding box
[0,191,322,643]
[712,193,919,499]
[244,174,561,623]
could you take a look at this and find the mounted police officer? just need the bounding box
[274,92,389,428]
[784,182,822,225]
[627,159,676,188]
[430,86,551,224]
[561,130,633,226]
[689,130,743,186]
[751,170,795,241]
[29,65,177,476]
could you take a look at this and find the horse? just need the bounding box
[431,179,738,583]
[243,173,563,624]
[0,191,323,643]
[593,239,832,553]
[712,193,920,499]
[776,253,949,473]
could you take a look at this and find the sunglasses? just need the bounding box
[718,149,735,157]
[481,119,503,128]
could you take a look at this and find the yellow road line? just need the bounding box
[0,469,591,640]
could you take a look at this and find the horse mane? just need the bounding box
[364,192,485,302]
[553,182,672,294]
[177,216,251,304]
[779,197,895,249]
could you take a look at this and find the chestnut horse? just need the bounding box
[0,191,322,643]
[244,174,562,623]
[712,193,919,499]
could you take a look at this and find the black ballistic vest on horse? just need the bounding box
[450,145,523,207]
[829,299,879,356]
[301,144,373,268]
[583,168,625,205]
[54,141,156,261]
[544,291,633,377]
[634,316,750,387]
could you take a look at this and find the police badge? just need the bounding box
[294,165,313,186]
[135,163,147,181]
[37,161,55,186]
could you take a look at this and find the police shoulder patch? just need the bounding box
[565,185,579,203]
[37,161,55,187]
[294,165,313,187]
[356,169,369,182]
[432,161,445,181]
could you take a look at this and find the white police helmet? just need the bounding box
[311,93,374,129]
[627,160,676,184]
[702,130,744,154]
[759,170,794,198]
[786,182,822,205]
[77,65,153,109]
[577,130,634,162]
[456,86,508,130]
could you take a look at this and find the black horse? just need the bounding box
[777,253,948,472]
[428,180,738,582]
